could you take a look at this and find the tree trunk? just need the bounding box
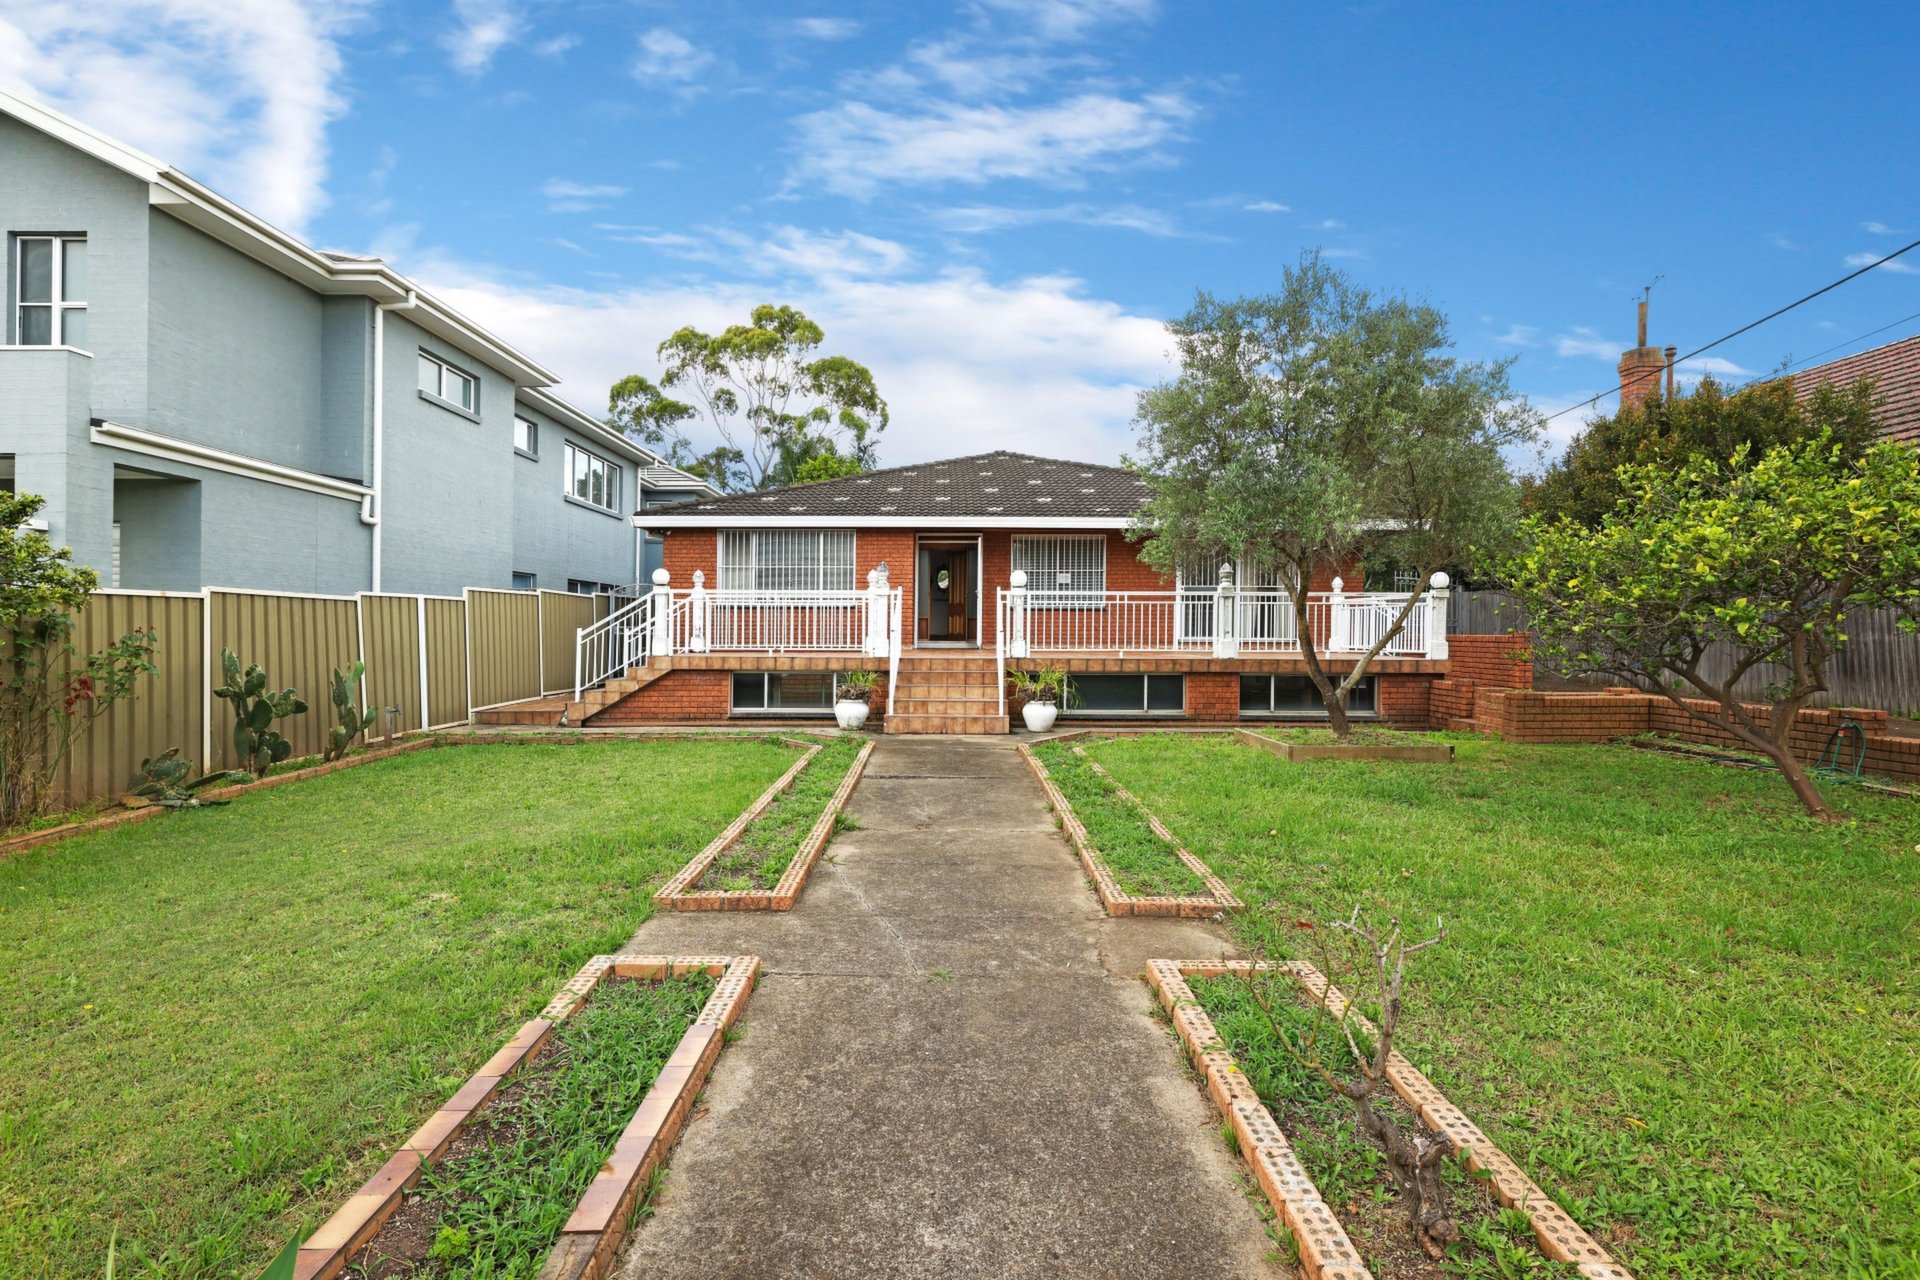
[1753,737,1839,821]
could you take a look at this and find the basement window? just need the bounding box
[1241,674,1376,717]
[1064,673,1184,716]
[731,671,834,715]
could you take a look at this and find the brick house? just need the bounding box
[548,451,1454,733]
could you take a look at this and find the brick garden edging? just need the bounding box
[295,952,759,1280]
[1145,959,1634,1280]
[1019,739,1242,918]
[1231,728,1455,764]
[654,737,875,912]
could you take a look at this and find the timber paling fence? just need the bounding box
[50,586,606,808]
[1451,589,1920,718]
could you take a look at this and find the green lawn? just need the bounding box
[700,736,866,892]
[1030,741,1206,897]
[1081,733,1920,1280]
[0,737,795,1280]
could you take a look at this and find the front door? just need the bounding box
[919,543,977,645]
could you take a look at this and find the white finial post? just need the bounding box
[649,567,674,658]
[1329,574,1351,651]
[1424,570,1451,660]
[865,564,891,656]
[688,569,709,653]
[1212,561,1238,658]
[1007,569,1029,658]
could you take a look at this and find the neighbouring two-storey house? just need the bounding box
[522,452,1454,734]
[1,90,714,598]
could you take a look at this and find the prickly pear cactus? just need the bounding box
[212,648,308,777]
[323,660,379,762]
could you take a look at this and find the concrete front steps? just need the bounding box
[887,651,1009,734]
[472,666,665,727]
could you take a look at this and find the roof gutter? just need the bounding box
[364,288,419,592]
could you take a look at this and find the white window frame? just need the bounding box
[513,415,538,457]
[718,530,857,593]
[1063,672,1185,717]
[729,670,837,715]
[15,235,86,347]
[564,442,621,513]
[1012,534,1106,607]
[1240,673,1376,718]
[511,571,537,590]
[418,350,477,412]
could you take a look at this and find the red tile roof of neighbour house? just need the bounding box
[636,451,1153,527]
[1788,333,1920,445]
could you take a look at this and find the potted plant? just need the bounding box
[1011,667,1066,733]
[835,670,877,730]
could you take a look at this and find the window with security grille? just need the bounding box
[1012,535,1106,601]
[718,530,857,592]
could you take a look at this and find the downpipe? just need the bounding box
[361,288,420,591]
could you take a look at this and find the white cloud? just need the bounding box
[1845,251,1919,275]
[632,28,712,86]
[792,16,860,39]
[543,177,626,211]
[1862,220,1899,235]
[791,92,1195,197]
[394,252,1173,466]
[1766,232,1801,251]
[974,0,1157,39]
[532,33,578,57]
[0,0,361,231]
[1680,356,1752,377]
[1243,200,1289,213]
[930,202,1191,237]
[1554,327,1620,360]
[444,0,521,74]
[1493,324,1539,347]
[602,225,914,280]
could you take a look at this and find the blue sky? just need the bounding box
[6,0,1919,466]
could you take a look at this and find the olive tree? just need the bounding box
[1132,255,1539,734]
[1507,435,1920,820]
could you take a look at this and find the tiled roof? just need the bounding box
[644,451,1152,522]
[1788,332,1920,445]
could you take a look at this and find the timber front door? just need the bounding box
[918,540,979,645]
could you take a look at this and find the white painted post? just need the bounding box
[688,569,710,653]
[1330,575,1351,651]
[865,564,890,657]
[1007,569,1030,659]
[1424,571,1451,660]
[1213,561,1239,658]
[649,567,674,659]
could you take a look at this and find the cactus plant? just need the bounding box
[212,648,308,777]
[125,747,239,809]
[323,661,378,762]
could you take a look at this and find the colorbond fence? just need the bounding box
[49,585,610,809]
[1452,589,1920,717]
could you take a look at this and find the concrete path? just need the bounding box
[613,736,1282,1280]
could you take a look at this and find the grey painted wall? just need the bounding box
[3,348,113,569]
[508,403,638,591]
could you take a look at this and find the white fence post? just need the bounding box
[1213,562,1239,658]
[865,564,891,657]
[1007,569,1030,659]
[1330,575,1351,651]
[649,568,674,659]
[688,570,710,653]
[1424,571,1451,660]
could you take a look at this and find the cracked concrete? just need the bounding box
[612,735,1282,1280]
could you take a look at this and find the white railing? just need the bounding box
[575,568,905,701]
[998,569,1450,660]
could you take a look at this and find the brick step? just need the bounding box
[890,675,1001,694]
[886,712,1009,735]
[891,697,1000,716]
[896,652,998,666]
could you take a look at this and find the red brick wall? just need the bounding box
[592,670,732,724]
[1375,674,1432,728]
[1447,633,1533,690]
[1429,678,1475,728]
[1186,672,1239,722]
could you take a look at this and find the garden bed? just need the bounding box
[1021,739,1240,917]
[1148,958,1631,1280]
[655,735,873,911]
[300,953,758,1280]
[1235,727,1454,764]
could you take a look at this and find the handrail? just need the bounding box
[574,592,653,700]
[886,586,902,717]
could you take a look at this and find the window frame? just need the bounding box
[513,415,539,458]
[14,234,87,348]
[717,529,858,593]
[511,571,538,590]
[1062,672,1185,717]
[1239,673,1377,718]
[1012,534,1107,608]
[563,441,622,514]
[729,671,837,716]
[417,349,479,416]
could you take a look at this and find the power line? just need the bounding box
[1544,236,1920,424]
[1733,307,1920,392]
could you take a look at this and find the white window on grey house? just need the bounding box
[418,350,477,411]
[513,416,538,457]
[718,530,856,592]
[511,571,537,590]
[565,443,620,512]
[1012,534,1105,603]
[16,236,86,347]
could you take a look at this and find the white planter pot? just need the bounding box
[1022,702,1059,733]
[835,699,871,731]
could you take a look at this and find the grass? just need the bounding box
[697,736,865,892]
[1081,733,1920,1280]
[0,737,796,1280]
[407,973,714,1276]
[1030,740,1207,897]
[1252,725,1433,745]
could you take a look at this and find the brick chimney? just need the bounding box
[1617,300,1667,415]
